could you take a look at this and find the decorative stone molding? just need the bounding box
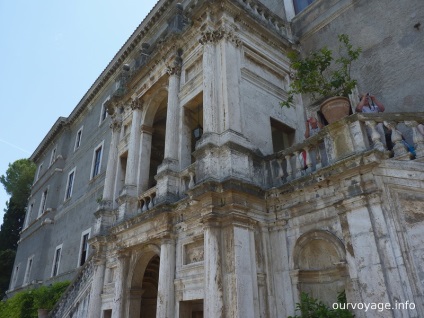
[130,98,143,111]
[166,56,183,76]
[183,239,204,265]
[199,26,242,47]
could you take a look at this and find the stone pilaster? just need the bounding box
[164,57,182,165]
[215,25,243,134]
[103,114,122,206]
[124,99,143,189]
[200,31,219,134]
[156,238,176,318]
[203,216,224,318]
[112,252,130,318]
[87,258,106,318]
[137,125,154,193]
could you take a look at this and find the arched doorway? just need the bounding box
[140,255,160,317]
[128,252,160,318]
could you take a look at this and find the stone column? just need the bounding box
[231,225,258,318]
[200,31,219,134]
[216,27,243,134]
[112,253,130,318]
[137,125,154,193]
[164,58,182,165]
[156,238,176,318]
[124,99,143,190]
[87,259,106,318]
[204,218,224,317]
[103,114,122,206]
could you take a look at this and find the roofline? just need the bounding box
[30,0,173,161]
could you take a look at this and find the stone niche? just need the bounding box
[293,230,348,305]
[183,239,204,266]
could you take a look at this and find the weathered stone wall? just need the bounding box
[291,0,424,112]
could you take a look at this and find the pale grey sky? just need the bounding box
[0,0,159,225]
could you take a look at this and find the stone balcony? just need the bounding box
[112,112,424,229]
[265,112,424,190]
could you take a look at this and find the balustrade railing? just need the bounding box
[138,186,156,212]
[269,113,424,188]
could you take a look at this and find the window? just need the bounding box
[11,265,19,289]
[100,97,110,124]
[50,147,57,166]
[78,229,91,267]
[65,168,76,200]
[24,256,34,285]
[75,127,83,150]
[91,143,103,179]
[36,163,43,181]
[51,245,62,277]
[293,0,314,14]
[24,202,34,228]
[38,189,48,217]
[270,118,295,152]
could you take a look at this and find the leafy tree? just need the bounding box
[0,158,35,297]
[0,250,16,298]
[0,159,36,209]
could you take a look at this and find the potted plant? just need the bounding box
[281,34,362,124]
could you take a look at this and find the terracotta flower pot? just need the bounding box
[320,96,351,124]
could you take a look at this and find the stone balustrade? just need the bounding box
[179,163,196,195]
[235,0,289,38]
[268,113,424,188]
[138,186,157,212]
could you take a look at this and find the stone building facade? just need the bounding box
[8,0,424,317]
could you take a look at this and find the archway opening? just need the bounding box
[139,255,160,318]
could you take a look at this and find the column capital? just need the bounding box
[131,98,143,111]
[199,26,242,47]
[110,114,122,131]
[166,56,182,76]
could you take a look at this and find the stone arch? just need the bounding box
[139,86,169,190]
[141,86,168,127]
[292,230,348,305]
[127,244,161,318]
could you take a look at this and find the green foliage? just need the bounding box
[32,281,70,310]
[0,281,70,318]
[281,34,362,108]
[288,291,354,318]
[0,159,36,209]
[0,250,16,298]
[0,201,26,251]
[0,159,36,292]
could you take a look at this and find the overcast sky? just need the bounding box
[0,0,158,225]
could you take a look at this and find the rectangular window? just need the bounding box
[75,127,83,150]
[24,202,34,228]
[52,245,62,277]
[293,0,314,14]
[36,163,43,181]
[50,147,57,166]
[24,256,33,285]
[11,265,19,289]
[65,169,76,200]
[78,230,90,267]
[39,189,48,217]
[270,118,295,152]
[91,144,103,179]
[100,98,110,124]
